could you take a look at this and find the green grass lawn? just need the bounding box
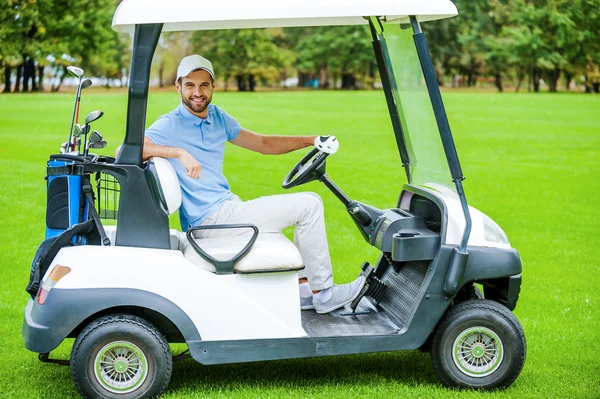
[0,89,599,398]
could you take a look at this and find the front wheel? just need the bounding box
[70,314,172,399]
[431,300,526,389]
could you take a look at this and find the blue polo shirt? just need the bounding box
[145,103,241,230]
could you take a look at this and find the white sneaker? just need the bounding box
[300,296,315,310]
[313,276,366,314]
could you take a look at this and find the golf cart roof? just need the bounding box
[112,0,457,33]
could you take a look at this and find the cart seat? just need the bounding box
[180,232,304,274]
[148,157,304,274]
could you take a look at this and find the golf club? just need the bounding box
[70,78,94,151]
[81,111,104,154]
[85,130,106,156]
[66,66,84,151]
[89,140,107,150]
[72,124,83,154]
[75,79,93,128]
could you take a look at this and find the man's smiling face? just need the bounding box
[177,69,215,117]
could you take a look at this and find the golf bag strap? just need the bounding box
[82,176,111,246]
[47,165,73,176]
[26,220,95,297]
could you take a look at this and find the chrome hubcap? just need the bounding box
[452,327,504,377]
[94,341,148,393]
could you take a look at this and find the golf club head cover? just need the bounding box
[314,135,339,154]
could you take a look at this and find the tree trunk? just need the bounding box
[319,64,329,89]
[297,72,308,88]
[248,74,256,92]
[51,66,66,92]
[51,65,60,91]
[467,72,474,87]
[31,61,37,91]
[3,66,11,93]
[494,72,503,92]
[158,60,165,88]
[564,72,572,91]
[546,67,560,92]
[467,68,478,87]
[224,74,229,91]
[23,57,36,92]
[15,62,24,92]
[236,74,247,91]
[515,71,524,93]
[594,83,600,93]
[532,67,541,92]
[38,66,45,91]
[341,73,356,90]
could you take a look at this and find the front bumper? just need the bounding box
[506,274,522,311]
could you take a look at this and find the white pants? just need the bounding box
[197,192,334,290]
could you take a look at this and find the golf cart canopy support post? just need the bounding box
[408,16,472,296]
[408,15,472,253]
[116,23,163,166]
[368,18,412,183]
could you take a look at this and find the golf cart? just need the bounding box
[22,0,526,397]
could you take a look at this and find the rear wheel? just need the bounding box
[431,300,525,389]
[71,314,172,399]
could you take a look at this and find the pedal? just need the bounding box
[341,284,371,316]
[343,262,376,315]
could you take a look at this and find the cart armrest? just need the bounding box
[186,224,259,274]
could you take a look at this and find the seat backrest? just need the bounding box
[148,157,182,215]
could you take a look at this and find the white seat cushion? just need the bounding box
[181,232,304,274]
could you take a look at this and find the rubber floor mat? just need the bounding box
[301,298,402,337]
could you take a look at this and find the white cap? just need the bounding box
[176,54,214,82]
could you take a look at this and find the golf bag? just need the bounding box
[26,156,110,298]
[45,158,88,240]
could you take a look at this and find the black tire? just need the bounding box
[71,314,172,399]
[431,300,526,389]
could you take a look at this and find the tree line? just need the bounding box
[1,0,127,93]
[2,0,599,93]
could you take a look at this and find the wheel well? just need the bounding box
[479,278,511,309]
[67,306,185,343]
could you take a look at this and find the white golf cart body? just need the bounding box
[22,0,525,395]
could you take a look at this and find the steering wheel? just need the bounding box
[282,148,329,189]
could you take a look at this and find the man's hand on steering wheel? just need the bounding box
[314,135,339,155]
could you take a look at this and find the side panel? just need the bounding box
[41,246,306,342]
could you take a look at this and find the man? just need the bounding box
[143,54,365,314]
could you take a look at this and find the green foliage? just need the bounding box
[191,28,288,90]
[3,0,600,92]
[37,0,125,78]
[0,0,40,65]
[294,26,372,86]
[426,0,600,91]
[188,25,372,90]
[0,0,126,89]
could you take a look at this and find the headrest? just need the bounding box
[149,157,182,215]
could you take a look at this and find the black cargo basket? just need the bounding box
[93,172,120,220]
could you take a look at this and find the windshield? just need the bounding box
[380,22,452,189]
